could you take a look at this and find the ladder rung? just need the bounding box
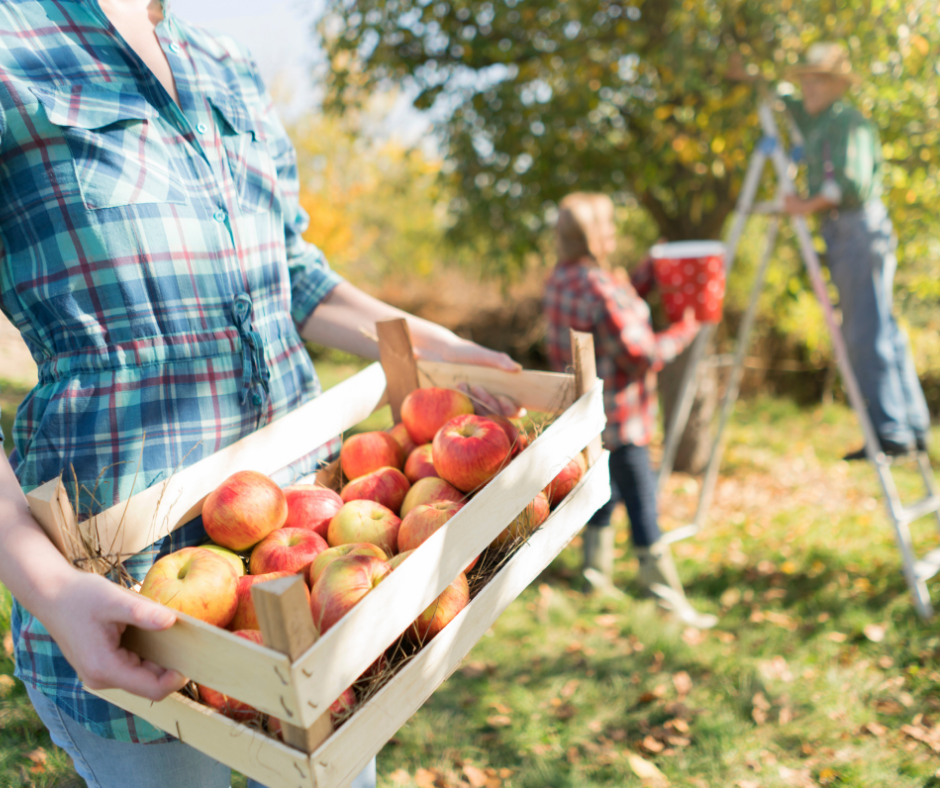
[914,547,940,582]
[660,523,700,545]
[899,496,940,525]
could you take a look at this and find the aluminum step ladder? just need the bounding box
[656,100,940,618]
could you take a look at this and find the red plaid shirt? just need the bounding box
[543,259,698,448]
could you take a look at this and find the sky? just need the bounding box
[181,0,429,143]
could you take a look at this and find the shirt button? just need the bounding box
[213,208,227,223]
[252,393,263,407]
[169,42,181,54]
[196,122,208,134]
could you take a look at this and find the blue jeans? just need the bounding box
[821,200,930,446]
[588,444,661,547]
[26,685,376,788]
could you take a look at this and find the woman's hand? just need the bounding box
[412,328,521,373]
[456,382,526,420]
[42,571,187,701]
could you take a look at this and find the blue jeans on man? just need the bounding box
[822,199,930,452]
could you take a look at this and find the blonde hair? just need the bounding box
[555,192,615,266]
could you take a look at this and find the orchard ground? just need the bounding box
[1,355,940,787]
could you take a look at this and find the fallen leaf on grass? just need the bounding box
[666,735,691,747]
[638,685,668,704]
[486,715,512,728]
[818,767,838,785]
[460,661,496,679]
[553,702,577,721]
[898,692,914,708]
[863,721,887,737]
[463,765,488,788]
[588,719,603,733]
[389,769,411,785]
[826,632,847,643]
[758,656,794,683]
[489,702,512,715]
[560,679,579,698]
[665,717,690,733]
[778,765,816,787]
[3,632,12,657]
[863,623,887,643]
[414,768,439,788]
[0,674,15,697]
[716,631,737,643]
[682,627,706,646]
[901,723,940,752]
[778,706,793,725]
[873,698,905,715]
[26,747,47,774]
[752,692,771,725]
[595,613,618,627]
[627,752,670,786]
[672,671,693,697]
[736,781,761,788]
[565,641,584,655]
[640,735,665,754]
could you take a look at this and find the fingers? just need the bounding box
[82,653,188,701]
[109,590,176,631]
[496,394,526,420]
[470,384,502,416]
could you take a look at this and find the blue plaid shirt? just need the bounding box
[1,1,343,741]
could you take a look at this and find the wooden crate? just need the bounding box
[25,323,609,788]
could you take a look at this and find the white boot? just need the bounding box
[636,541,718,629]
[582,526,622,596]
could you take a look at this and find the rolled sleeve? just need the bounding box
[287,233,344,328]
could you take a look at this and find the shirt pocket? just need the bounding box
[208,93,278,215]
[29,84,187,209]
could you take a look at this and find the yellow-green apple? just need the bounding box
[340,466,410,514]
[197,629,265,721]
[492,492,550,547]
[310,554,391,634]
[200,543,246,577]
[399,477,464,518]
[202,470,288,552]
[397,501,477,572]
[139,547,238,627]
[340,431,404,479]
[432,415,511,493]
[386,549,414,571]
[282,484,344,539]
[403,444,438,483]
[327,499,402,555]
[268,686,357,738]
[387,423,417,457]
[544,455,586,507]
[228,570,299,631]
[249,527,329,576]
[407,572,470,644]
[400,386,474,445]
[306,543,389,588]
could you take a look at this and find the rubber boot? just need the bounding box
[636,541,718,629]
[582,526,621,596]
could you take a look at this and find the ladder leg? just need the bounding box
[694,217,781,529]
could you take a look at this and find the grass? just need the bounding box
[2,365,940,787]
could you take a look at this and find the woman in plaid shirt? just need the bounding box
[0,1,518,786]
[543,193,716,628]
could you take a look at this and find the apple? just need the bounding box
[387,549,414,571]
[403,444,438,484]
[544,455,586,507]
[202,470,288,552]
[492,492,551,548]
[399,476,464,518]
[486,414,530,458]
[387,422,417,457]
[282,484,344,538]
[249,527,329,576]
[398,501,477,572]
[200,543,246,577]
[310,554,391,634]
[197,629,265,721]
[340,431,404,480]
[306,543,389,588]
[432,415,512,493]
[268,685,357,738]
[400,386,474,445]
[340,466,410,514]
[139,547,238,627]
[229,570,301,631]
[328,499,402,555]
[407,572,470,644]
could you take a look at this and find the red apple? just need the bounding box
[197,629,265,721]
[407,572,470,644]
[387,549,415,571]
[400,386,475,445]
[203,471,288,552]
[387,423,417,457]
[249,527,329,576]
[403,444,438,484]
[340,431,404,480]
[398,501,477,571]
[268,685,357,739]
[310,554,391,634]
[492,492,551,547]
[306,543,389,588]
[486,414,530,458]
[340,466,410,514]
[400,476,464,518]
[139,547,238,627]
[200,543,246,577]
[327,499,402,555]
[283,484,344,538]
[544,455,586,507]
[229,570,301,631]
[432,415,512,493]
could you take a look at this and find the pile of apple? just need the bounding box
[137,386,585,732]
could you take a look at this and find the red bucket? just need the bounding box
[650,241,726,323]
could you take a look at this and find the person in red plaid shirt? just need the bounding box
[543,193,717,628]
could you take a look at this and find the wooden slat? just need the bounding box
[376,318,420,424]
[290,380,606,727]
[416,361,576,414]
[88,687,314,788]
[60,362,389,560]
[571,330,603,468]
[122,610,298,721]
[254,576,333,753]
[26,477,82,566]
[311,454,611,788]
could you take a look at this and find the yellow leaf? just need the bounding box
[627,752,670,786]
[463,765,488,788]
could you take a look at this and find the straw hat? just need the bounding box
[786,42,861,84]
